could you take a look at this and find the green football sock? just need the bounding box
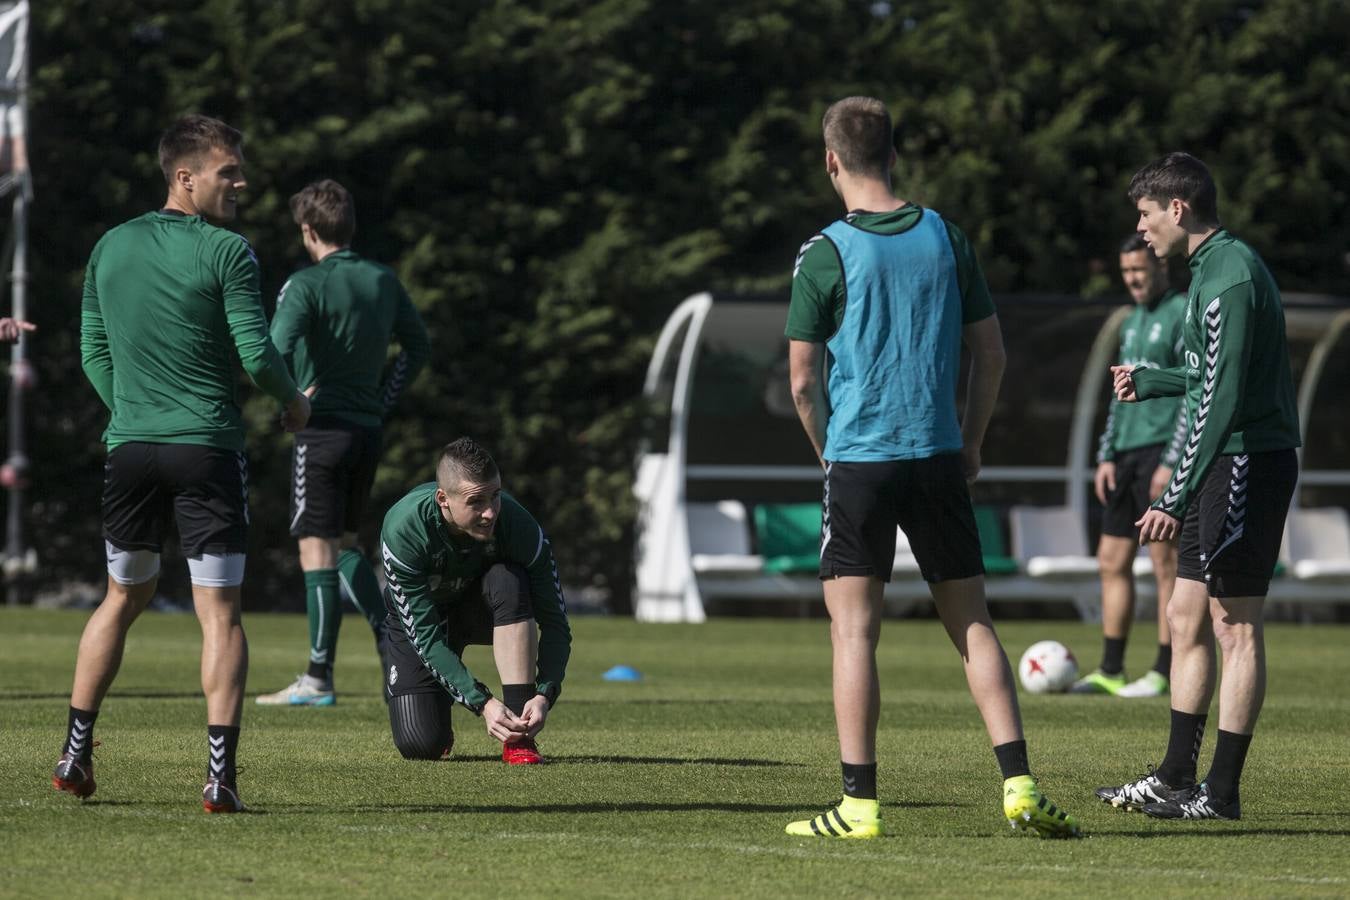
[338,548,387,636]
[305,568,341,682]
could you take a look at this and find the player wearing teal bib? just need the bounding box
[55,116,310,814]
[1074,236,1187,698]
[782,97,1080,840]
[1099,153,1300,821]
[380,438,570,764]
[256,180,430,708]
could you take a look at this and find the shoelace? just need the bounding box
[1120,765,1161,795]
[1174,786,1217,818]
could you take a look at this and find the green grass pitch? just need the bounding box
[3,608,1349,897]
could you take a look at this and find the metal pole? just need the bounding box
[3,1,30,603]
[1065,305,1130,523]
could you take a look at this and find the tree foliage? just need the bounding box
[9,0,1349,608]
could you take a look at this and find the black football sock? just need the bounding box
[1101,637,1127,676]
[1202,730,1252,803]
[841,761,878,800]
[1152,643,1172,678]
[64,707,98,761]
[502,683,533,718]
[207,724,240,787]
[994,739,1031,780]
[1157,709,1205,787]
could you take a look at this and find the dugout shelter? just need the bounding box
[633,292,1350,622]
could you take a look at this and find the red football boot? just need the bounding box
[501,737,544,765]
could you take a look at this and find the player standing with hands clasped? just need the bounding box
[256,179,430,707]
[54,115,310,813]
[1097,153,1300,821]
[783,96,1081,839]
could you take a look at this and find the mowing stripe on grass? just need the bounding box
[490,831,1349,888]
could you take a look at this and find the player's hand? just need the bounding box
[303,383,318,398]
[518,694,550,740]
[0,317,36,342]
[1111,365,1138,402]
[1094,462,1117,505]
[1149,465,1173,502]
[960,445,981,485]
[281,390,311,433]
[1135,508,1180,545]
[482,698,528,743]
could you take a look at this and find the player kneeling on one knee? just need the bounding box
[379,438,571,765]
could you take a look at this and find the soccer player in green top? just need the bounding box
[1098,152,1300,820]
[256,179,430,707]
[1073,236,1186,697]
[380,438,570,764]
[783,96,1080,839]
[55,115,311,813]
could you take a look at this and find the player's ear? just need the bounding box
[1168,197,1186,223]
[175,166,194,193]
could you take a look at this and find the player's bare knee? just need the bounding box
[1212,618,1255,656]
[1097,536,1135,575]
[1165,601,1206,644]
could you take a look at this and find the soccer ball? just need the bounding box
[1018,641,1078,694]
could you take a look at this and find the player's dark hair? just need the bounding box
[1127,152,1219,224]
[158,115,242,184]
[822,96,895,178]
[1119,234,1155,256]
[290,179,356,246]
[1119,232,1173,292]
[436,437,499,490]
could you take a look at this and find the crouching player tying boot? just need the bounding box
[379,437,571,763]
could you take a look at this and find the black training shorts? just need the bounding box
[820,453,984,584]
[383,601,493,698]
[288,416,383,539]
[1101,443,1166,538]
[102,442,249,556]
[1176,448,1298,598]
[383,566,533,699]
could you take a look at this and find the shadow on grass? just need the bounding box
[448,753,804,767]
[263,799,954,815]
[61,799,270,816]
[58,796,950,815]
[1,692,203,701]
[1107,827,1350,838]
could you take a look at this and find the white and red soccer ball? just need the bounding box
[1018,640,1078,694]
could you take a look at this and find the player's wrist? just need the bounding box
[466,683,495,716]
